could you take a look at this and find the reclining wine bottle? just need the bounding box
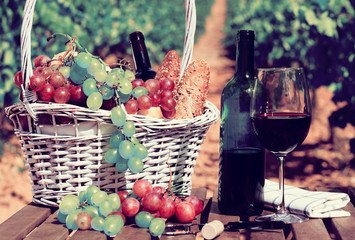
[129,31,156,81]
[218,30,265,216]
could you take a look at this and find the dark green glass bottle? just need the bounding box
[218,30,265,216]
[129,31,156,81]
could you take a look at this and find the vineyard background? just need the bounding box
[1,0,355,223]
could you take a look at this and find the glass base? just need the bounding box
[255,212,309,224]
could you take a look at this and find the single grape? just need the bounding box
[107,211,126,224]
[91,216,105,231]
[137,95,152,110]
[34,55,51,67]
[134,143,148,159]
[91,190,108,207]
[78,190,87,203]
[175,202,196,223]
[158,197,176,218]
[75,52,92,68]
[59,195,80,215]
[70,62,88,85]
[142,192,163,211]
[29,74,46,92]
[87,92,103,110]
[59,66,70,79]
[84,205,100,218]
[117,91,131,104]
[111,106,126,127]
[148,93,161,107]
[57,211,67,224]
[105,148,120,164]
[82,78,98,96]
[160,90,173,99]
[128,157,144,173]
[152,186,166,194]
[115,157,129,172]
[118,79,133,95]
[94,69,107,83]
[100,85,115,100]
[14,71,23,88]
[123,121,136,137]
[135,211,154,228]
[130,136,139,145]
[41,67,53,79]
[125,70,135,81]
[106,72,119,88]
[185,196,204,215]
[160,96,176,111]
[133,179,153,198]
[161,108,176,119]
[132,86,148,98]
[75,211,92,230]
[66,208,83,230]
[117,190,128,203]
[121,198,140,217]
[131,79,145,89]
[159,78,175,91]
[119,140,135,159]
[87,58,103,75]
[99,200,113,217]
[149,218,166,237]
[110,131,124,148]
[86,186,100,204]
[103,215,124,236]
[38,83,55,102]
[107,193,121,210]
[48,72,67,88]
[124,99,138,114]
[70,85,87,103]
[53,87,71,104]
[145,79,160,94]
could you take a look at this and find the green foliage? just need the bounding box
[0,0,213,108]
[225,0,355,153]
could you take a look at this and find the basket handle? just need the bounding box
[20,0,196,112]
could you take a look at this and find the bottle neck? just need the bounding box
[235,39,254,80]
[130,35,152,72]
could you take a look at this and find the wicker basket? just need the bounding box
[5,0,219,207]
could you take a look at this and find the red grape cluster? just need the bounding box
[125,78,177,119]
[58,179,203,237]
[14,55,87,106]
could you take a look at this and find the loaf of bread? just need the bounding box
[174,59,210,119]
[155,50,181,100]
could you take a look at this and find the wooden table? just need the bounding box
[0,187,354,240]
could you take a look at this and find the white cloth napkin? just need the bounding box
[263,179,351,218]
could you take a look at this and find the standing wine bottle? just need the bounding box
[129,31,156,81]
[218,30,265,216]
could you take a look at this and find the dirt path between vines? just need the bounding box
[190,0,232,198]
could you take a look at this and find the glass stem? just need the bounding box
[277,156,287,215]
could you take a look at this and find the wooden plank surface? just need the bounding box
[206,189,241,239]
[291,219,331,240]
[0,203,52,240]
[330,201,355,240]
[248,210,285,240]
[25,210,69,240]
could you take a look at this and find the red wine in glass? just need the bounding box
[251,113,311,154]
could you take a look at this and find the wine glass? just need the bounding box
[250,68,312,223]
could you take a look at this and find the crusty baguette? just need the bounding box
[155,50,181,100]
[174,60,210,119]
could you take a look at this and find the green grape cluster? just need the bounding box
[58,186,124,236]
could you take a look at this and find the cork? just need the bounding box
[201,220,225,239]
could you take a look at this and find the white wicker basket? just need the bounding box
[5,0,219,207]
